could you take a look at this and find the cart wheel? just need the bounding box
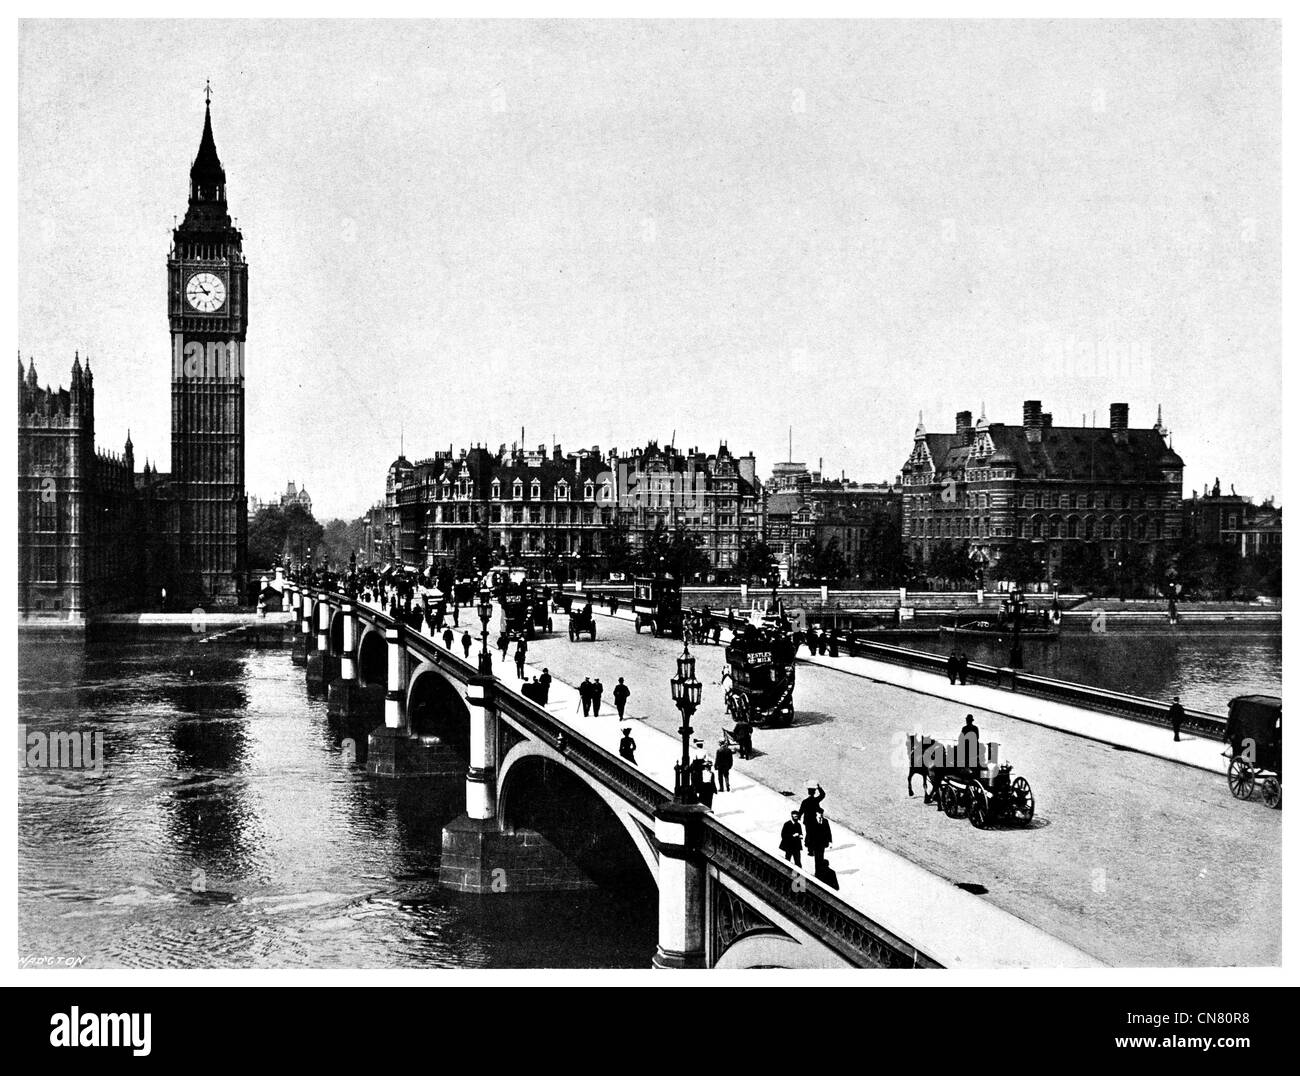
[940,783,961,819]
[1228,757,1255,800]
[1261,776,1281,810]
[969,793,989,829]
[1012,776,1035,824]
[778,708,794,728]
[634,616,642,633]
[568,629,576,642]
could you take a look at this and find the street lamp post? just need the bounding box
[1008,584,1025,668]
[669,642,703,804]
[477,589,494,676]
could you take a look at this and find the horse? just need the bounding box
[906,733,939,801]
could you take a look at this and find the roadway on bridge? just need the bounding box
[519,610,1281,967]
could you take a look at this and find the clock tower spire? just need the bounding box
[168,85,248,606]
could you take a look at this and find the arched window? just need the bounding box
[584,480,595,501]
[1136,516,1147,540]
[491,479,501,500]
[512,479,523,500]
[1049,515,1062,538]
[1102,516,1115,539]
[530,479,541,500]
[1032,515,1044,538]
[1119,516,1131,540]
[1084,516,1095,540]
[555,480,569,501]
[1066,516,1079,539]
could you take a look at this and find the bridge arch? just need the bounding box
[329,608,346,656]
[405,661,471,754]
[356,626,387,688]
[497,738,658,888]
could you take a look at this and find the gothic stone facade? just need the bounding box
[18,99,248,619]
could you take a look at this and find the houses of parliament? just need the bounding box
[18,93,249,621]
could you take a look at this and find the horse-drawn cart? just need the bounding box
[906,733,1035,828]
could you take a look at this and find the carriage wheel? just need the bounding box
[969,793,989,829]
[1228,757,1256,800]
[940,783,961,819]
[568,628,576,642]
[1012,776,1035,824]
[1261,777,1282,810]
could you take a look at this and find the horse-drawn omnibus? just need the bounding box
[632,575,683,637]
[723,614,796,727]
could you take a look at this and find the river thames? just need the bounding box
[18,623,1280,968]
[18,634,654,969]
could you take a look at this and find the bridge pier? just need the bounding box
[367,626,451,775]
[327,602,363,718]
[652,802,709,970]
[306,596,337,694]
[292,593,312,666]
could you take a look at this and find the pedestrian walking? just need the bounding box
[1169,695,1186,742]
[797,781,825,831]
[619,727,637,765]
[579,678,593,716]
[958,652,969,685]
[592,678,604,716]
[461,631,472,658]
[497,632,509,660]
[515,647,526,680]
[947,650,959,685]
[779,812,803,866]
[806,626,820,657]
[613,677,630,719]
[610,596,619,616]
[540,668,552,698]
[806,809,837,889]
[442,627,454,649]
[828,628,839,658]
[452,603,460,628]
[714,739,733,792]
[732,718,753,760]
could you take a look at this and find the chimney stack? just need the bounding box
[1023,400,1043,443]
[956,410,973,445]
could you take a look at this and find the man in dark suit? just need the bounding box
[779,811,803,866]
[1169,696,1186,742]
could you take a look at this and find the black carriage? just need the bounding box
[568,600,597,641]
[632,575,683,637]
[1224,694,1281,809]
[499,580,554,640]
[723,619,796,727]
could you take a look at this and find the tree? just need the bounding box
[856,515,907,586]
[995,542,1045,589]
[281,501,324,566]
[601,517,636,577]
[1059,543,1107,594]
[926,541,975,588]
[734,537,778,582]
[247,506,288,569]
[639,520,709,582]
[800,536,849,584]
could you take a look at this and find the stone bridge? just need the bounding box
[280,579,940,970]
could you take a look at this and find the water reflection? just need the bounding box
[18,634,654,969]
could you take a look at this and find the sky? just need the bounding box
[17,19,1282,521]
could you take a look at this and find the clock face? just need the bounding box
[186,272,227,313]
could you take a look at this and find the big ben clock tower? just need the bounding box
[169,85,248,605]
